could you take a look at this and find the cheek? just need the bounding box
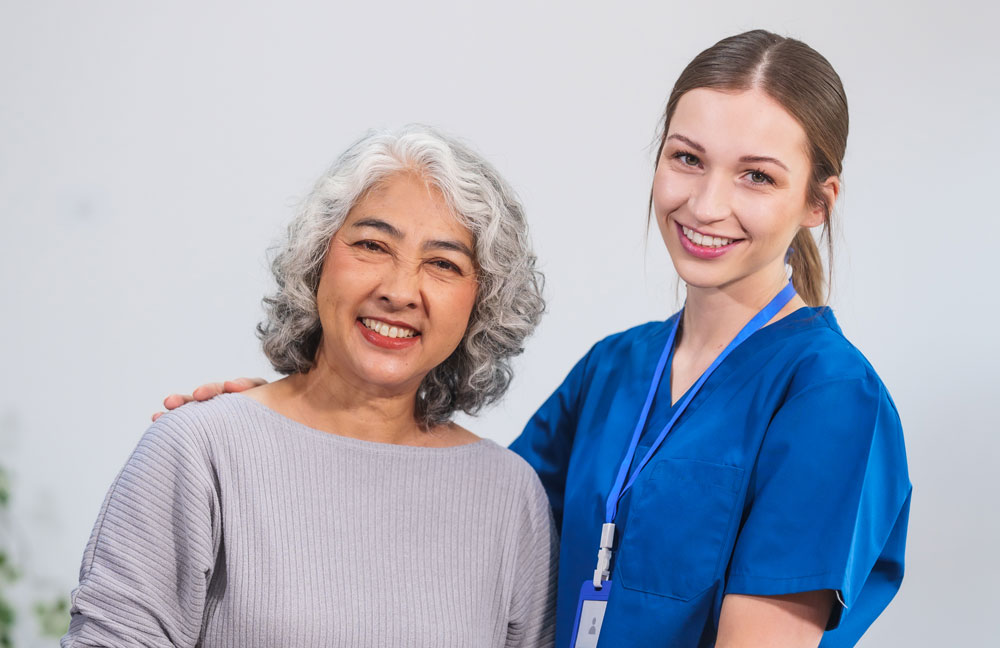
[652,167,687,224]
[433,279,478,337]
[317,253,377,313]
[737,197,803,245]
[453,281,479,328]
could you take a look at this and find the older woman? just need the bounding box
[62,126,556,647]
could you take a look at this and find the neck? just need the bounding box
[268,350,425,445]
[679,270,799,354]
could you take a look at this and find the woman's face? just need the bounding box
[314,172,478,395]
[652,87,830,295]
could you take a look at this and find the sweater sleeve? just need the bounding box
[62,413,222,647]
[505,471,559,648]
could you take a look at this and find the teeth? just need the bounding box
[361,318,417,339]
[682,226,733,248]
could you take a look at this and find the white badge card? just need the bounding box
[569,581,610,648]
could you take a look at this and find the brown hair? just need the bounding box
[653,30,848,306]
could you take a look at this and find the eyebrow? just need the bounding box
[667,134,790,172]
[739,154,789,172]
[352,218,403,238]
[423,239,475,259]
[666,133,704,152]
[352,217,474,259]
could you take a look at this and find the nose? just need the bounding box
[375,260,422,311]
[688,171,732,225]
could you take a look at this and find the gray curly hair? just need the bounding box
[257,124,546,427]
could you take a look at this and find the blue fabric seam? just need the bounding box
[775,375,879,408]
[727,569,842,581]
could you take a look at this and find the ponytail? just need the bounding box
[788,226,830,307]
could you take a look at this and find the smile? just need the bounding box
[675,223,741,259]
[360,318,419,339]
[681,225,736,248]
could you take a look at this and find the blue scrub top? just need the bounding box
[510,307,911,648]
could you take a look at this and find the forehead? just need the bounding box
[668,88,809,163]
[347,172,472,244]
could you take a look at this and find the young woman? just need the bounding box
[164,31,910,647]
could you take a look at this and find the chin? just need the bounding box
[358,367,422,391]
[671,260,728,290]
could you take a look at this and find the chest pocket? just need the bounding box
[617,457,744,601]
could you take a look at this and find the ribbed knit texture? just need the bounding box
[63,394,557,647]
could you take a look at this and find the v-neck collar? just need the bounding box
[636,306,834,450]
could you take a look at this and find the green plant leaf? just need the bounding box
[34,596,71,637]
[0,553,19,584]
[0,467,9,508]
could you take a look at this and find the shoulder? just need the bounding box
[590,317,677,358]
[140,393,258,462]
[780,309,894,403]
[470,440,543,482]
[98,397,252,514]
[761,310,904,444]
[568,317,678,381]
[470,441,550,504]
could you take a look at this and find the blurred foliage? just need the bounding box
[34,598,69,638]
[1,465,14,648]
[0,464,70,645]
[0,468,9,507]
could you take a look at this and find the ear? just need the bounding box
[803,176,840,228]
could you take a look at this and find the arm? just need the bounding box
[63,416,221,647]
[716,591,833,648]
[505,474,558,648]
[508,349,593,529]
[725,376,910,644]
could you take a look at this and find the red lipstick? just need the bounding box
[356,320,421,350]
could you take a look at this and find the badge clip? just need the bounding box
[592,523,615,589]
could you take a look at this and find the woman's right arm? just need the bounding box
[508,348,593,530]
[63,415,221,647]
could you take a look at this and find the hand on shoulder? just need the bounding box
[152,377,268,421]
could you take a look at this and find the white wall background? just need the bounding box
[1,0,997,645]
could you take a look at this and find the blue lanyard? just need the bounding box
[603,281,797,524]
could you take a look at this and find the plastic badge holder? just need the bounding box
[569,580,611,648]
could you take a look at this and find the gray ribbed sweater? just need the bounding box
[63,394,557,647]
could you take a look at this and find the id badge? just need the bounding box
[568,580,610,648]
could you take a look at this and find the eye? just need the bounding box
[671,150,701,167]
[354,240,387,253]
[746,169,775,186]
[429,259,462,274]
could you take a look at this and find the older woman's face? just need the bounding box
[314,172,478,395]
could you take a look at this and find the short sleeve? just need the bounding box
[62,416,221,647]
[725,376,910,642]
[505,472,559,648]
[510,348,593,529]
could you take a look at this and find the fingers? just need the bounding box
[191,382,227,402]
[155,378,267,421]
[163,393,196,410]
[222,377,267,393]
